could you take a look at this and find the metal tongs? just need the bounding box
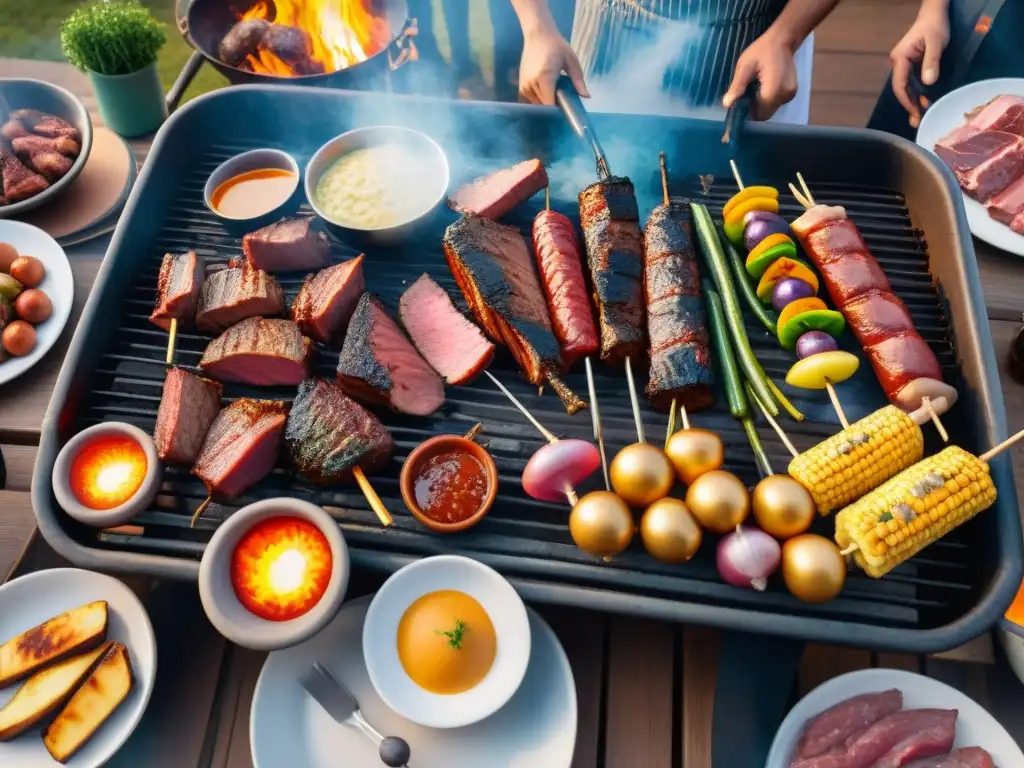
[555,75,612,180]
[721,79,760,149]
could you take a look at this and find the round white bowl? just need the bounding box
[51,421,163,528]
[363,555,531,729]
[304,125,449,244]
[198,498,350,651]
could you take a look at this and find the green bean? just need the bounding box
[720,227,778,333]
[705,287,748,420]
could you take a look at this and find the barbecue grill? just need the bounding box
[32,86,1023,653]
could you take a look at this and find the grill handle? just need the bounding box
[555,74,611,180]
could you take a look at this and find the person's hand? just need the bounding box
[723,29,798,121]
[890,1,950,128]
[518,26,589,106]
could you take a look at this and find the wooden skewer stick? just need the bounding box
[729,158,744,190]
[980,426,1024,462]
[747,382,799,459]
[679,403,691,431]
[660,152,670,206]
[625,356,645,444]
[923,396,949,443]
[353,466,393,526]
[545,185,550,211]
[664,397,677,452]
[191,496,211,528]
[788,182,813,210]
[486,371,558,442]
[166,317,178,366]
[824,379,850,430]
[585,357,610,491]
[797,172,816,206]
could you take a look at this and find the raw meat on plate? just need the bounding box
[790,689,902,764]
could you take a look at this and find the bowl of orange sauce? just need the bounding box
[52,421,163,528]
[204,149,301,232]
[1000,580,1024,684]
[362,555,530,729]
[198,498,349,651]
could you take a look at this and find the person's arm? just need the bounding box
[766,0,842,54]
[888,0,950,127]
[510,0,589,105]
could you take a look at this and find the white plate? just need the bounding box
[916,78,1024,256]
[0,220,74,385]
[766,668,1024,768]
[0,568,157,768]
[251,595,577,768]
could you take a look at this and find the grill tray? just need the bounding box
[33,86,1022,652]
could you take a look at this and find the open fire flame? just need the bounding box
[240,0,390,77]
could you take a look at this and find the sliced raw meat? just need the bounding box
[291,255,365,345]
[963,94,1024,135]
[153,368,222,464]
[940,131,1024,201]
[1012,211,1024,235]
[199,317,312,386]
[902,747,995,768]
[150,250,205,331]
[285,378,395,484]
[337,293,444,416]
[448,158,548,219]
[791,689,902,764]
[196,260,284,334]
[0,150,48,202]
[193,398,288,500]
[987,174,1024,223]
[242,217,331,272]
[398,273,494,385]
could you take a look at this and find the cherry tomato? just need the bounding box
[9,256,44,288]
[2,320,36,357]
[0,242,18,273]
[14,289,52,324]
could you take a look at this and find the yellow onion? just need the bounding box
[752,474,815,539]
[569,491,635,558]
[610,443,675,508]
[782,534,846,603]
[665,428,724,486]
[685,470,750,534]
[640,497,702,563]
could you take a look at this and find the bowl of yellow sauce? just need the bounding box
[305,126,449,244]
[363,555,530,728]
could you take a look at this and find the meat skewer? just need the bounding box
[150,251,204,365]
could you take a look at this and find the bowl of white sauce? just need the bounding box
[305,126,450,244]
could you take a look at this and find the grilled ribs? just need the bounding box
[243,217,331,272]
[199,317,312,386]
[291,255,365,345]
[154,368,222,464]
[195,260,284,334]
[150,250,204,332]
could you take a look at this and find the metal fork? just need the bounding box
[301,660,411,767]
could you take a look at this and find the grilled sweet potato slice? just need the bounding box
[43,642,133,763]
[0,641,112,740]
[0,601,108,688]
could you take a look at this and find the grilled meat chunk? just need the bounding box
[579,176,646,366]
[443,215,584,413]
[11,135,76,181]
[243,217,331,273]
[291,255,365,345]
[200,317,312,386]
[193,398,288,500]
[285,378,395,484]
[12,133,80,158]
[219,18,270,67]
[150,250,205,331]
[196,260,284,334]
[642,201,713,412]
[399,273,494,385]
[15,111,80,142]
[448,158,548,220]
[1,150,48,203]
[153,368,223,464]
[337,293,444,416]
[0,120,28,142]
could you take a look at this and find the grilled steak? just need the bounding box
[285,378,395,484]
[196,260,284,334]
[443,215,584,412]
[243,217,331,272]
[579,176,646,366]
[642,201,714,412]
[399,273,495,385]
[193,398,288,500]
[337,293,444,416]
[150,250,205,331]
[1,150,48,203]
[153,368,222,464]
[12,110,81,142]
[11,133,79,158]
[448,158,548,219]
[199,317,312,386]
[291,255,365,345]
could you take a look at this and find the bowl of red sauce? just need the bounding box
[198,498,349,651]
[400,435,498,533]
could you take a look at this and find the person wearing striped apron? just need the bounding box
[510,0,842,125]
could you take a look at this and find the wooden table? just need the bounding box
[2,57,1024,767]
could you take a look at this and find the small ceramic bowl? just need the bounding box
[399,435,498,533]
[198,498,349,651]
[203,148,301,233]
[304,125,449,244]
[363,555,531,729]
[999,618,1024,684]
[52,422,162,528]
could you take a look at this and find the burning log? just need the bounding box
[219,18,270,67]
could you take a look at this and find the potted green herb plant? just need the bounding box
[60,0,167,138]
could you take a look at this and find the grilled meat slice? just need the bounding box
[193,398,288,500]
[195,260,284,334]
[14,147,72,182]
[0,150,48,203]
[150,250,205,331]
[285,378,395,484]
[200,317,312,386]
[0,120,28,142]
[579,176,646,366]
[291,255,365,345]
[153,368,223,464]
[219,18,270,67]
[643,201,714,412]
[448,158,548,219]
[399,273,495,385]
[337,293,445,416]
[243,217,331,272]
[443,215,584,412]
[17,112,80,142]
[11,133,80,158]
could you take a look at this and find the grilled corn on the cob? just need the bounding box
[834,446,996,578]
[788,405,924,515]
